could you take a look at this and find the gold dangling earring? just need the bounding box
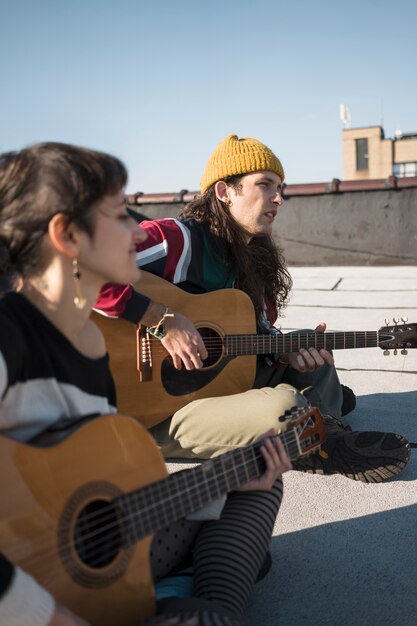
[72,258,86,310]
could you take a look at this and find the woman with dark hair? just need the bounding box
[0,142,290,626]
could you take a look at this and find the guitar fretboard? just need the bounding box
[116,427,301,545]
[224,331,382,356]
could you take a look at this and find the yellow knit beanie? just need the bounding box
[200,134,285,193]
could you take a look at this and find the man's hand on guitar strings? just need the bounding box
[237,429,292,492]
[286,322,334,372]
[162,311,208,370]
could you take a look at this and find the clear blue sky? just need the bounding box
[1,0,416,192]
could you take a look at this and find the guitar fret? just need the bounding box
[281,433,290,458]
[232,454,240,485]
[225,330,382,356]
[241,448,251,483]
[288,430,301,459]
[216,457,230,493]
[170,471,193,519]
[248,446,260,478]
[181,467,205,511]
[220,455,236,492]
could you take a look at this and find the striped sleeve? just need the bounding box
[94,218,190,322]
[94,283,150,324]
[136,219,191,284]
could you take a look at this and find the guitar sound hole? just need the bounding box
[74,500,122,569]
[199,327,223,366]
[161,326,232,396]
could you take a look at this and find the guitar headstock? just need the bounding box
[379,317,417,355]
[278,406,325,460]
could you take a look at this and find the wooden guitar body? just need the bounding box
[92,271,257,428]
[0,415,167,626]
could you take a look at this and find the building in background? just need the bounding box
[342,126,417,180]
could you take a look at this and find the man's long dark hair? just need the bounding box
[179,175,292,326]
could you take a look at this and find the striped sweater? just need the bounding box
[0,293,116,443]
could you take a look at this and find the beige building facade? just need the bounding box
[342,126,417,180]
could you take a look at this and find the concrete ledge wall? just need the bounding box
[276,187,417,265]
[128,185,417,266]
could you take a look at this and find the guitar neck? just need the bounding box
[224,330,380,356]
[116,428,300,545]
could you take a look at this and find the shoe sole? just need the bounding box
[294,432,411,483]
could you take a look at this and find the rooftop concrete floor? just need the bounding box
[247,266,417,626]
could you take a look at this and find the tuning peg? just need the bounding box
[385,318,389,326]
[393,317,399,325]
[383,350,390,356]
[279,410,292,422]
[401,316,408,324]
[401,349,408,355]
[394,349,398,355]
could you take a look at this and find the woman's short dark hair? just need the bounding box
[0,142,127,287]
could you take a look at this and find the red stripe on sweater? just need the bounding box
[138,220,185,282]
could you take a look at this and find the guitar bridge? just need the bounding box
[138,325,152,381]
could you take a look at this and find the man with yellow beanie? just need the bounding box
[96,133,410,483]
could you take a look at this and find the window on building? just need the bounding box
[393,162,417,177]
[355,138,369,171]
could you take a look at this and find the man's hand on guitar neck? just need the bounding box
[284,322,335,373]
[142,301,208,370]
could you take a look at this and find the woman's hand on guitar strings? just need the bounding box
[285,322,334,372]
[237,429,292,492]
[162,311,208,370]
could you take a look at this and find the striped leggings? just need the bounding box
[140,479,284,626]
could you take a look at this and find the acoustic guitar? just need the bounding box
[92,271,417,428]
[0,407,324,626]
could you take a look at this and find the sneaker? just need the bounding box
[292,416,411,483]
[341,384,357,417]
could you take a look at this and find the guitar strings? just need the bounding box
[4,424,314,575]
[144,331,382,356]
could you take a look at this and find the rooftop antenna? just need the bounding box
[340,103,351,129]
